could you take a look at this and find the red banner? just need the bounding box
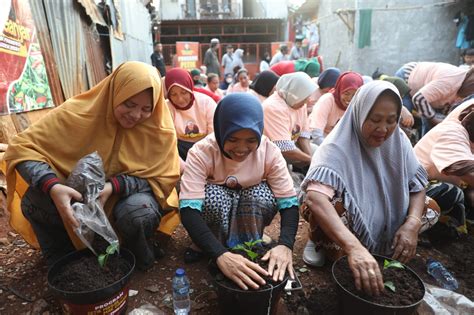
[0,0,54,115]
[176,41,199,70]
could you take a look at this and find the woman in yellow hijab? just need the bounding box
[4,61,180,270]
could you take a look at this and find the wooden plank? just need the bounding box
[0,115,18,144]
[29,0,65,106]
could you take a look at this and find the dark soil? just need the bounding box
[285,284,339,315]
[333,256,424,306]
[50,253,130,292]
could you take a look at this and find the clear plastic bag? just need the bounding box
[65,152,119,255]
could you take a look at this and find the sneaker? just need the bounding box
[302,239,326,267]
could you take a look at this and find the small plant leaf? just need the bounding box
[247,250,258,261]
[232,244,245,251]
[244,241,253,248]
[98,254,107,268]
[106,243,118,255]
[384,281,396,292]
[384,259,405,270]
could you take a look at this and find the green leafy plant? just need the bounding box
[384,281,396,292]
[98,243,119,268]
[383,259,405,270]
[231,239,263,262]
[383,259,405,293]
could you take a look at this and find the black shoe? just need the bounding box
[153,241,166,259]
[184,247,205,264]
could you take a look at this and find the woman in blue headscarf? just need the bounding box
[180,93,299,290]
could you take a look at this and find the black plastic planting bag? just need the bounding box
[65,152,119,255]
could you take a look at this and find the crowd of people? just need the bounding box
[4,39,474,297]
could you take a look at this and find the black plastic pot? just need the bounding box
[332,254,425,315]
[47,248,135,315]
[214,273,288,315]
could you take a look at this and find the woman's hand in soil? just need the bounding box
[347,245,384,296]
[216,252,269,290]
[392,220,419,263]
[261,245,294,282]
[49,184,82,229]
[98,182,113,208]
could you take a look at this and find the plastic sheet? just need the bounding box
[128,303,165,315]
[416,284,474,314]
[65,152,119,255]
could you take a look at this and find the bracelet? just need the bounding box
[406,214,422,225]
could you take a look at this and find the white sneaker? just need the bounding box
[302,239,326,267]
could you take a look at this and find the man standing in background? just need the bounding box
[151,42,166,77]
[221,44,234,77]
[204,38,221,77]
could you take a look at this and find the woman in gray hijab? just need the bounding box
[300,81,439,296]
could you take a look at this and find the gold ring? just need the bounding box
[368,269,376,276]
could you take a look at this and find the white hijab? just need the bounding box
[301,81,427,254]
[276,72,317,107]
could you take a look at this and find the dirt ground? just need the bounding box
[0,193,473,314]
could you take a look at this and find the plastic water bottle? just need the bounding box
[172,268,191,315]
[426,258,459,291]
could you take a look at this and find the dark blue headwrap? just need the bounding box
[214,93,264,159]
[317,67,341,89]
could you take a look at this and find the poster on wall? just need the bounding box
[0,0,54,116]
[176,42,199,71]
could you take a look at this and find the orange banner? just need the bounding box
[176,41,199,70]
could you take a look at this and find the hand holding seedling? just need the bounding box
[49,184,82,229]
[261,245,294,282]
[216,252,268,291]
[347,245,384,296]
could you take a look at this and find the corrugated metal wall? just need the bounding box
[109,0,153,69]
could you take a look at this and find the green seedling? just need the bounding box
[382,259,404,293]
[98,242,119,268]
[384,281,396,292]
[232,239,263,262]
[383,259,405,270]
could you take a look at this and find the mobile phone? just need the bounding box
[284,269,303,291]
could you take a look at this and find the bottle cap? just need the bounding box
[426,258,436,265]
[176,268,185,276]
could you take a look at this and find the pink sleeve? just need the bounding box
[431,124,474,173]
[206,97,217,133]
[263,104,292,141]
[306,181,336,199]
[179,146,210,200]
[301,106,310,133]
[265,142,297,198]
[309,94,332,130]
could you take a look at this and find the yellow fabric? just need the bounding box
[4,61,181,249]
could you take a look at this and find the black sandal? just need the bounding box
[184,247,205,264]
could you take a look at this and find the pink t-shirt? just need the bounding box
[408,62,467,109]
[166,92,217,143]
[307,78,324,114]
[249,89,266,104]
[306,181,336,199]
[204,85,225,99]
[414,102,474,186]
[179,134,296,200]
[227,82,250,94]
[262,92,309,142]
[308,93,345,136]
